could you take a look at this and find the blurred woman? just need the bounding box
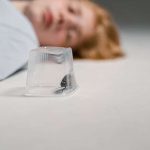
[12,0,123,59]
[0,0,123,80]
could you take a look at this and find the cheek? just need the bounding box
[41,30,67,46]
[26,3,44,24]
[50,30,66,45]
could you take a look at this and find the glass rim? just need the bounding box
[31,46,72,54]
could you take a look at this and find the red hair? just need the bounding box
[73,0,124,59]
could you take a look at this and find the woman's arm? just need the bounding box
[0,0,38,80]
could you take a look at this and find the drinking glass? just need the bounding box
[25,47,77,96]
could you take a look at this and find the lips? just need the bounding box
[43,9,53,29]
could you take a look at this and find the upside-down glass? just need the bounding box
[25,47,77,96]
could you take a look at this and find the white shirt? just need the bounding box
[0,0,39,80]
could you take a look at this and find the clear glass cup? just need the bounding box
[25,47,77,97]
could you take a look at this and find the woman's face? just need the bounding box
[25,0,96,48]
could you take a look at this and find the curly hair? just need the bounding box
[73,0,124,59]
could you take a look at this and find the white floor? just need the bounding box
[0,28,150,150]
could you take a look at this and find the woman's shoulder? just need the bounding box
[0,0,38,45]
[0,0,39,80]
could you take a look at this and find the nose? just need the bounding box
[58,11,78,28]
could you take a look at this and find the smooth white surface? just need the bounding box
[0,29,150,150]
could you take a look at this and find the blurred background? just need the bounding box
[94,0,150,28]
[94,0,150,59]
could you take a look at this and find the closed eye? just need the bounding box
[66,29,73,45]
[67,1,81,16]
[68,5,76,14]
[66,33,71,44]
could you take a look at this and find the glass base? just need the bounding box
[24,86,77,97]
